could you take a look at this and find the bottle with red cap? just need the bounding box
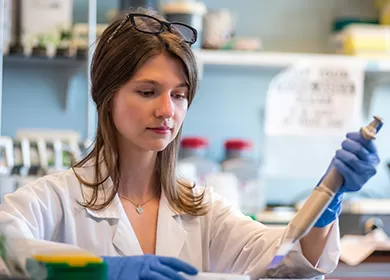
[221,139,265,217]
[178,136,220,185]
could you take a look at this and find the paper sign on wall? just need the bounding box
[265,61,365,136]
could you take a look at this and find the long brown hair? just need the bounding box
[73,8,207,216]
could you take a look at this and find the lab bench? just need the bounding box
[328,253,390,279]
[1,255,389,280]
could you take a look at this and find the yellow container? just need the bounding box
[30,254,107,280]
[33,254,103,266]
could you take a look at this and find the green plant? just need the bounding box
[36,32,61,48]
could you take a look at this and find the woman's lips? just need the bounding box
[148,127,171,134]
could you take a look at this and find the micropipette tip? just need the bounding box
[268,255,284,269]
[268,240,295,269]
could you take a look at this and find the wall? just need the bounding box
[183,0,390,203]
[2,0,389,204]
[2,0,119,138]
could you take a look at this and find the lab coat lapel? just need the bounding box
[155,191,188,257]
[80,159,143,256]
[112,209,144,256]
[85,194,143,256]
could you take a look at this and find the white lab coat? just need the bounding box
[0,160,340,279]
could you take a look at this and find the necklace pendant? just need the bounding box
[136,205,143,214]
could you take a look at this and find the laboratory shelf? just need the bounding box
[194,49,390,73]
[193,49,390,118]
[5,50,390,73]
[3,54,86,67]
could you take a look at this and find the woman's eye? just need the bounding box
[172,90,188,100]
[137,90,155,97]
[173,94,186,100]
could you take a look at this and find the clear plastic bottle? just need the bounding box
[221,139,265,217]
[178,137,220,185]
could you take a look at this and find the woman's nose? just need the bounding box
[155,93,174,119]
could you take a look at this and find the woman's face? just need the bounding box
[112,53,189,152]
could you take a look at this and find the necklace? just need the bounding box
[119,187,159,214]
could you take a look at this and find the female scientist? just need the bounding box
[0,8,381,280]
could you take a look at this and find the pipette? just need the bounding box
[268,116,384,269]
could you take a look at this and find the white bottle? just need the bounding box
[221,139,265,218]
[178,137,220,185]
[203,172,240,209]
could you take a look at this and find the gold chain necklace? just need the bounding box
[119,187,160,214]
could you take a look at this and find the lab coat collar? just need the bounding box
[80,156,184,220]
[77,156,121,220]
[79,156,188,257]
[84,194,122,220]
[85,183,188,257]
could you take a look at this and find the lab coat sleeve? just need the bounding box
[0,174,98,275]
[0,177,64,241]
[207,190,340,279]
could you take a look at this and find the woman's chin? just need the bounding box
[143,140,171,152]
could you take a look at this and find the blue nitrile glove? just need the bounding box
[314,130,381,227]
[103,255,198,280]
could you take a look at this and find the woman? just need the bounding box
[0,8,380,280]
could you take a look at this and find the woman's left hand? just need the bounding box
[314,130,380,228]
[334,131,380,193]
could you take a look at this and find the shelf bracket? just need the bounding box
[196,52,204,80]
[65,67,87,111]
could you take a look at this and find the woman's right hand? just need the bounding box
[103,255,198,280]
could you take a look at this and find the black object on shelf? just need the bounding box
[31,47,49,57]
[120,0,159,10]
[56,48,76,58]
[76,48,88,60]
[9,43,24,55]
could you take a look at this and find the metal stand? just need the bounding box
[87,0,97,141]
[0,0,4,136]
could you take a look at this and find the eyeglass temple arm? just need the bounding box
[107,15,131,43]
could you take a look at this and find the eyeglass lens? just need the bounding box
[132,15,196,44]
[133,15,163,33]
[171,23,196,44]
